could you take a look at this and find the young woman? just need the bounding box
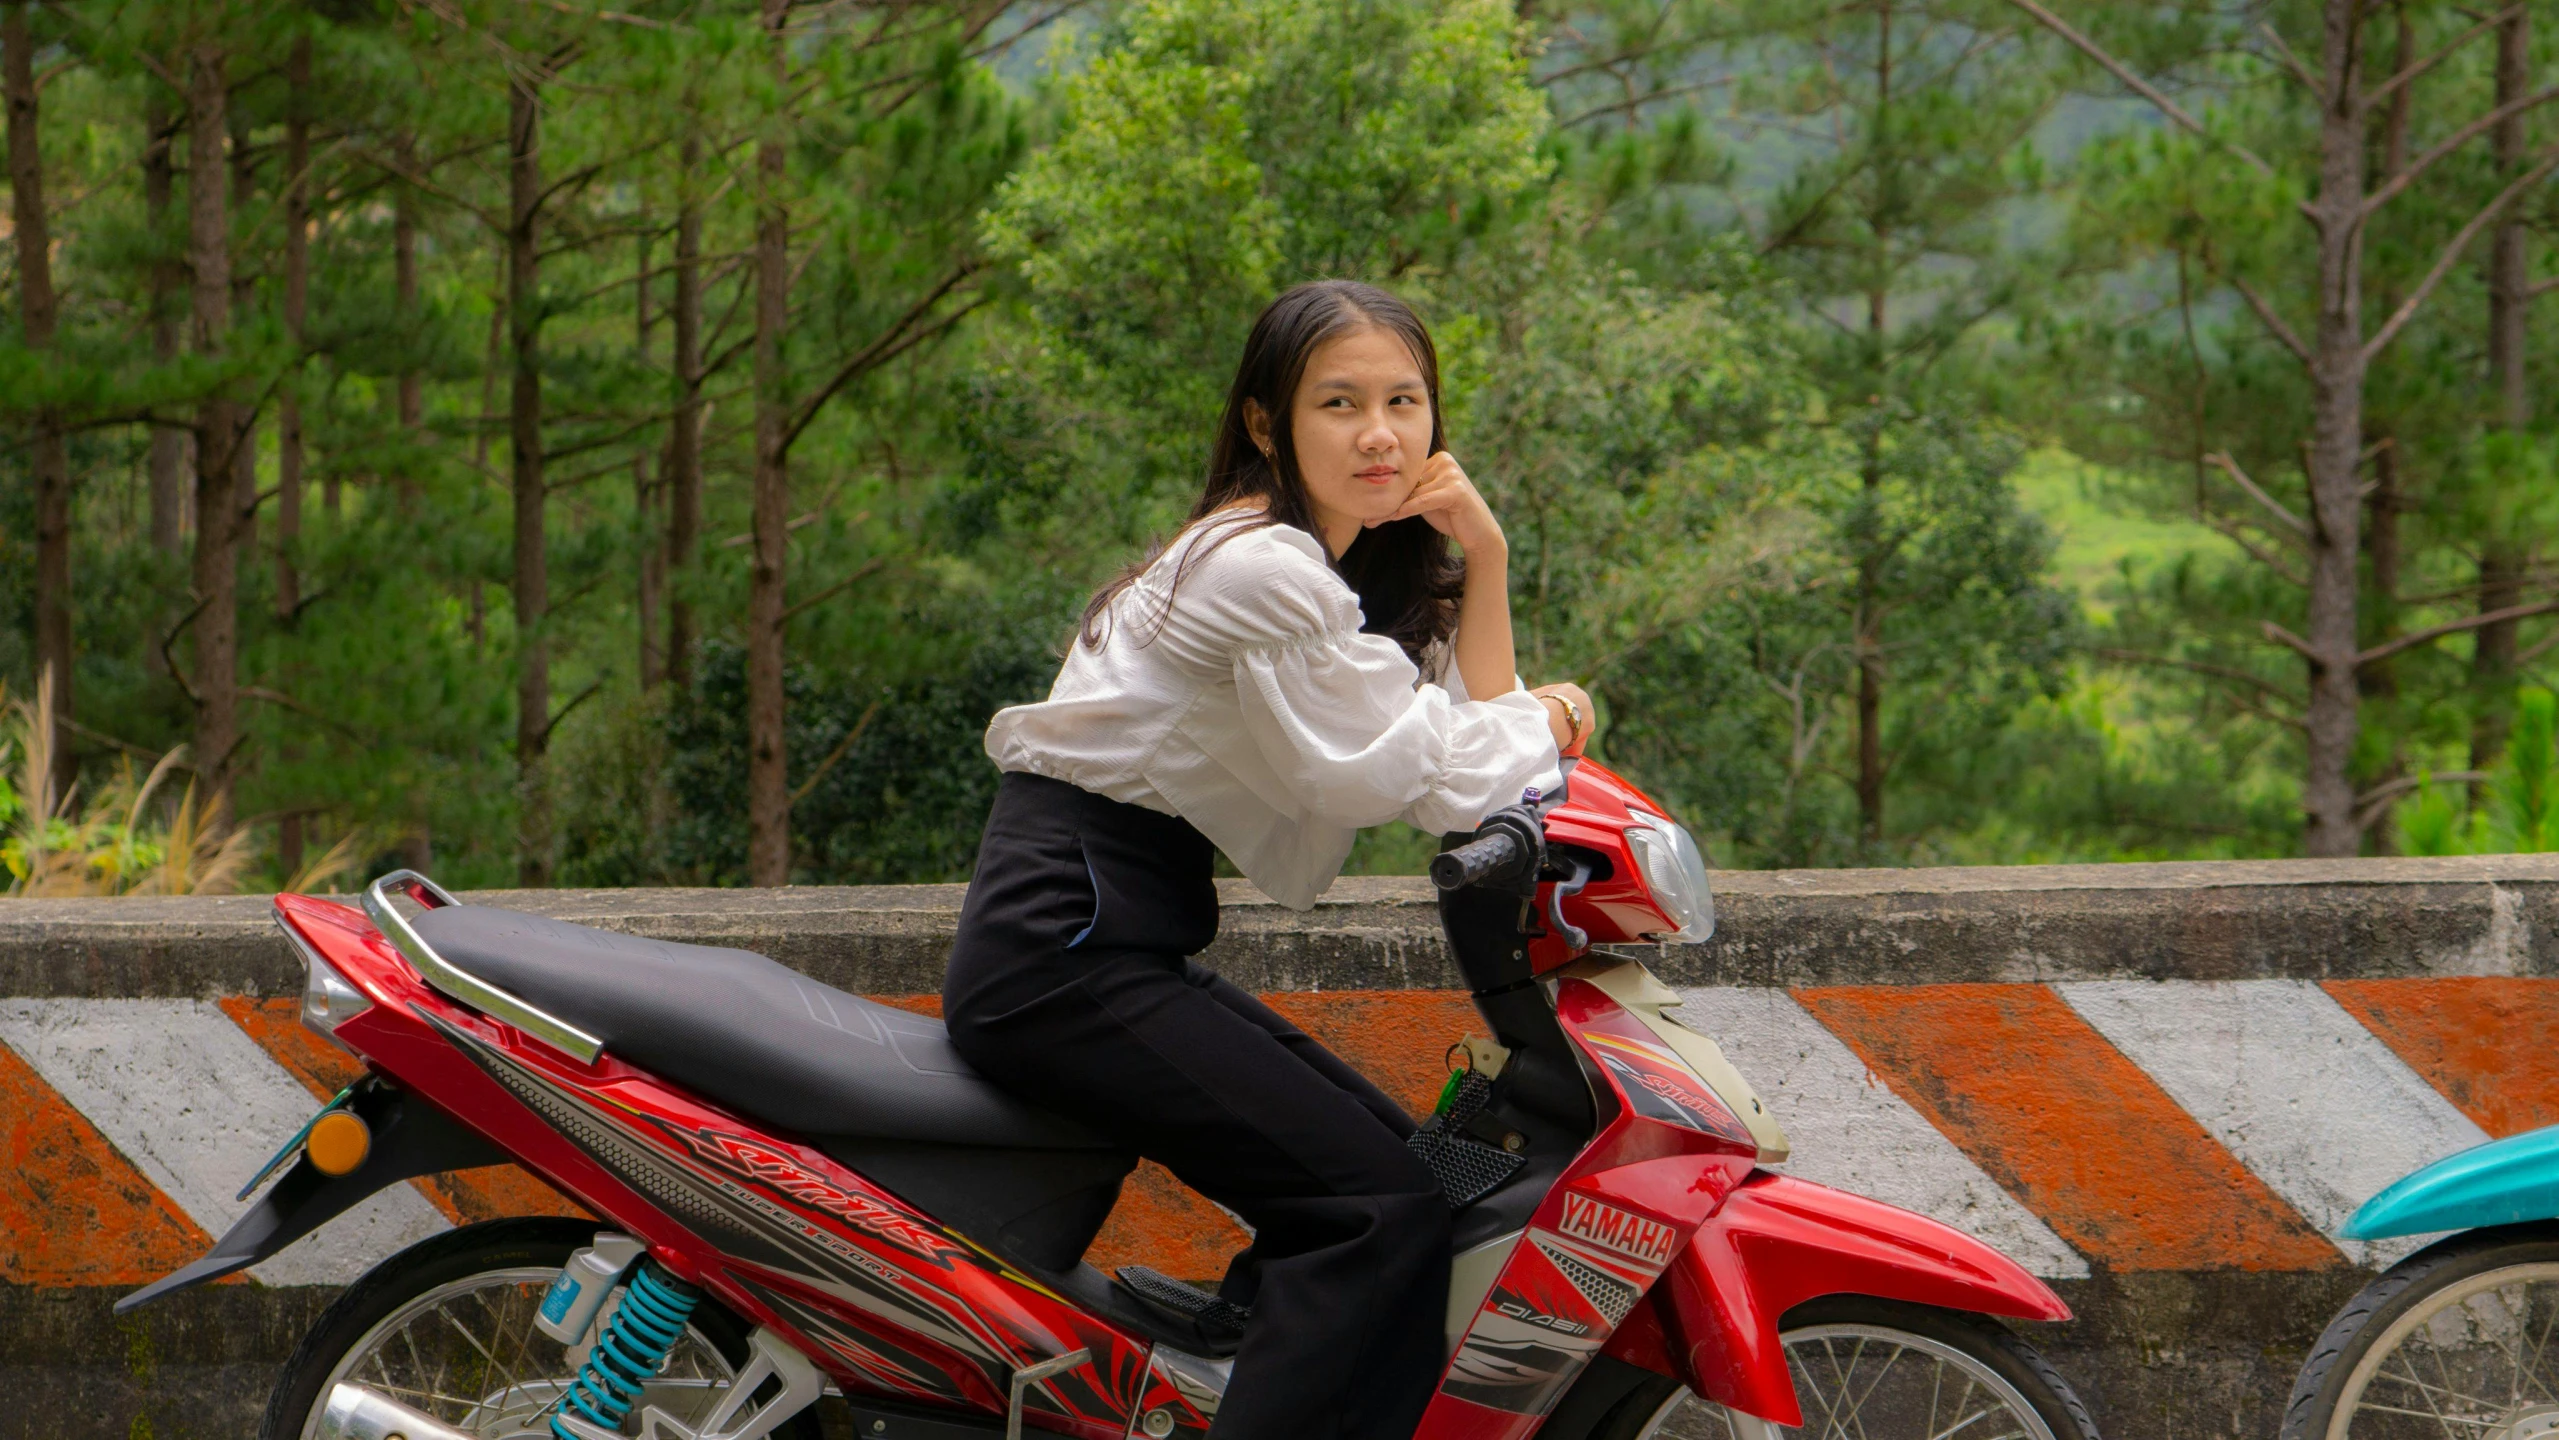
[943,280,1596,1440]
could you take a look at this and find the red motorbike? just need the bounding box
[123,758,2097,1440]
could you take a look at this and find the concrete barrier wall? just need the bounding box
[6,856,2559,1440]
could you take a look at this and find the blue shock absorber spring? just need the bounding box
[552,1259,702,1439]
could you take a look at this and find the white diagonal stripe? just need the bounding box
[0,998,448,1284]
[2058,979,2488,1267]
[1674,986,2088,1278]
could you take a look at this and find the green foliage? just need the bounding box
[2399,690,2559,857]
[974,0,1552,550]
[9,0,2552,886]
[2030,0,2559,857]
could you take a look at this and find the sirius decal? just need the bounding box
[684,1128,961,1260]
[1557,1193,1678,1267]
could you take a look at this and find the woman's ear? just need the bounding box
[1243,399,1275,457]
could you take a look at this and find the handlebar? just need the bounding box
[1431,830,1525,892]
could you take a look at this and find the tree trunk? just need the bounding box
[509,73,551,886]
[1854,446,1884,846]
[636,231,663,691]
[187,44,240,802]
[477,240,503,472]
[666,132,704,695]
[746,0,793,887]
[2472,4,2532,779]
[1851,0,1893,848]
[227,106,257,581]
[2474,552,2524,766]
[2359,12,2412,707]
[145,88,189,555]
[274,35,312,878]
[6,0,74,802]
[2299,0,2370,858]
[276,35,308,627]
[392,136,421,515]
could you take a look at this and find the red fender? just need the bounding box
[1650,1171,2070,1426]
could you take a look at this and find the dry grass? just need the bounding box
[0,675,287,897]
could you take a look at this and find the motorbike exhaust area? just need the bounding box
[2,856,2556,1440]
[320,1384,482,1440]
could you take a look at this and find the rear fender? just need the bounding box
[2347,1124,2559,1240]
[114,1075,504,1312]
[1653,1172,2070,1426]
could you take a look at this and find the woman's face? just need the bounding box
[1250,325,1434,552]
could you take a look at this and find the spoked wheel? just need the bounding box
[261,1217,820,1440]
[2283,1227,2559,1440]
[1592,1298,2099,1440]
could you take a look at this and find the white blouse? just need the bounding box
[985,516,1563,910]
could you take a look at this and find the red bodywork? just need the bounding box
[1532,763,1684,973]
[283,893,1155,1439]
[1652,1174,2071,1425]
[273,758,2067,1438]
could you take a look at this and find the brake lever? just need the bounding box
[1544,854,1591,951]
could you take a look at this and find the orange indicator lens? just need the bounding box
[307,1111,373,1177]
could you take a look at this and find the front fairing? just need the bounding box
[1417,967,1759,1440]
[2348,1122,2559,1240]
[1564,960,1789,1165]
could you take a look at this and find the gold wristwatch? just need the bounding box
[1541,692,1585,742]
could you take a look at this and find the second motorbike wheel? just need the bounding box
[2282,1224,2559,1440]
[261,1216,823,1440]
[1585,1297,2099,1440]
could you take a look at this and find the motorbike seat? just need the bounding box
[407,905,1116,1152]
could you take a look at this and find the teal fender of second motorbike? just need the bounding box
[2347,1123,2559,1240]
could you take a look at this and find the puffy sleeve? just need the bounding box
[1189,531,1560,836]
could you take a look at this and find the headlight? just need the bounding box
[277,915,372,1039]
[1626,812,1715,942]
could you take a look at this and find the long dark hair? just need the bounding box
[1080,280,1464,665]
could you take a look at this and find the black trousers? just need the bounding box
[944,773,1451,1440]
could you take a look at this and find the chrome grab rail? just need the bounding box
[361,869,605,1064]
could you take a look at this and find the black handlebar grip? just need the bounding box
[1431,830,1523,892]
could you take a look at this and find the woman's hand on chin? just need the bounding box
[1378,451,1505,560]
[1530,682,1595,754]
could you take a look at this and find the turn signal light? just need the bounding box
[307,1110,372,1176]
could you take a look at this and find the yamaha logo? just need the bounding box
[1557,1193,1678,1267]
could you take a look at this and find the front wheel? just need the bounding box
[2282,1225,2559,1440]
[1588,1297,2100,1440]
[261,1217,821,1440]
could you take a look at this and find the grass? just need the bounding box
[2007,447,2238,618]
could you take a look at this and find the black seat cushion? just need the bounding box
[409,905,1114,1151]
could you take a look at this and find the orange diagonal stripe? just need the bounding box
[1260,990,1481,1117]
[0,1035,212,1286]
[2325,978,2559,1137]
[1797,984,2338,1272]
[219,996,586,1226]
[217,996,364,1099]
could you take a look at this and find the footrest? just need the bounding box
[1117,1266,1251,1341]
[1408,1070,1527,1208]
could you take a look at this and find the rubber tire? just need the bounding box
[2280,1223,2559,1440]
[1575,1297,2100,1440]
[259,1216,820,1440]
